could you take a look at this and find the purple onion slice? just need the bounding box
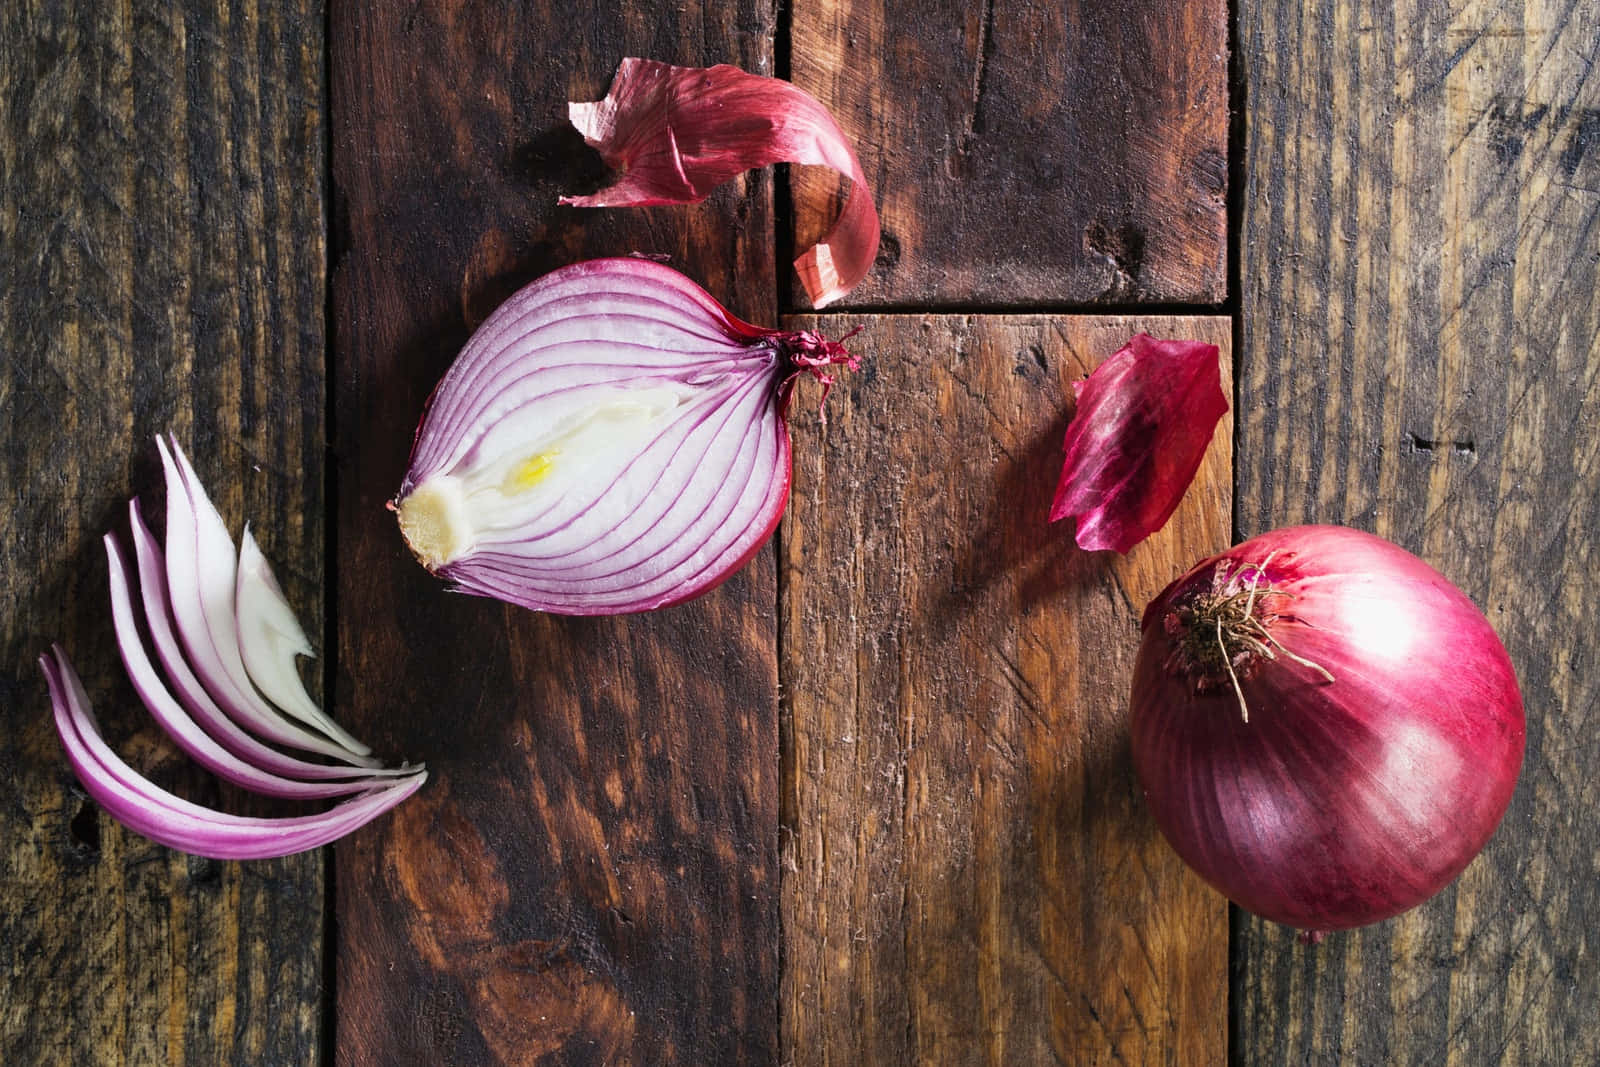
[44,646,425,861]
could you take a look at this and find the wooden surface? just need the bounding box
[779,314,1231,1064]
[0,0,329,1062]
[6,0,1598,1062]
[789,0,1230,308]
[1236,0,1600,1063]
[328,2,782,1062]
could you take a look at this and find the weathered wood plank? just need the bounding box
[779,314,1231,1064]
[329,3,781,1062]
[0,0,329,1062]
[1237,0,1600,1062]
[788,0,1230,308]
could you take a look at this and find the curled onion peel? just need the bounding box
[395,258,858,616]
[44,647,424,861]
[1130,525,1524,931]
[562,58,880,308]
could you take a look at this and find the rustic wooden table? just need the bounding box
[3,0,1596,1063]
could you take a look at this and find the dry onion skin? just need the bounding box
[393,257,859,615]
[1050,334,1227,554]
[44,436,424,860]
[561,58,880,308]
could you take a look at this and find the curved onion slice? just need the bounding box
[106,536,374,799]
[158,435,371,763]
[237,527,371,755]
[395,257,858,616]
[44,647,425,861]
[561,58,880,308]
[126,500,411,783]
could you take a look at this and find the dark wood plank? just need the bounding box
[329,4,780,1062]
[788,0,1229,309]
[0,0,329,1061]
[1237,1,1600,1062]
[779,314,1232,1064]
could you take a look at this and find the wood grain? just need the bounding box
[1237,0,1600,1062]
[329,2,781,1062]
[788,0,1230,309]
[0,0,329,1062]
[779,314,1232,1064]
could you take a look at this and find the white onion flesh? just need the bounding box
[236,527,371,755]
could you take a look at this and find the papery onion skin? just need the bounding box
[395,257,855,616]
[561,58,880,308]
[1050,334,1227,554]
[1129,525,1524,931]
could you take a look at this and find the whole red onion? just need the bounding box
[1129,525,1524,931]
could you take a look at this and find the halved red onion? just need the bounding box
[44,647,424,861]
[561,58,880,308]
[394,257,858,615]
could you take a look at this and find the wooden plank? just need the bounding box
[328,3,781,1062]
[788,0,1229,308]
[779,314,1231,1064]
[0,0,329,1062]
[1237,0,1600,1062]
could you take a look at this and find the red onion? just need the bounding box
[1129,525,1524,931]
[394,257,858,615]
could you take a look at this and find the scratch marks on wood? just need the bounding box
[1238,0,1600,1062]
[958,0,997,154]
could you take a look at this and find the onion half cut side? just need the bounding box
[394,257,861,616]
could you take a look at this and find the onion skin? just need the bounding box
[561,58,880,308]
[1129,525,1525,931]
[1050,334,1227,554]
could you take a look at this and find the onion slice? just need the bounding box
[126,500,412,783]
[44,646,425,861]
[395,257,858,615]
[158,435,372,763]
[561,58,880,308]
[1050,334,1227,554]
[236,527,371,756]
[106,536,376,799]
